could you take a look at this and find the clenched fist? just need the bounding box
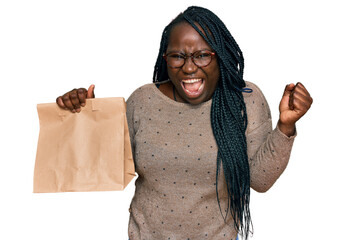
[278,82,313,136]
[56,84,95,113]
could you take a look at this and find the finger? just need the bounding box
[56,97,64,108]
[296,86,313,106]
[294,82,311,98]
[77,88,87,107]
[279,83,295,113]
[292,89,313,105]
[87,84,95,98]
[289,84,299,110]
[291,96,310,116]
[69,90,82,112]
[62,92,75,112]
[291,86,313,109]
[296,82,307,91]
[289,91,295,110]
[283,83,295,98]
[281,83,295,110]
[56,96,67,109]
[291,86,313,110]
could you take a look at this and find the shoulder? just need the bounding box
[126,83,159,110]
[243,81,272,125]
[127,83,155,102]
[242,81,269,107]
[243,81,266,101]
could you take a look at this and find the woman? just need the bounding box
[56,6,312,240]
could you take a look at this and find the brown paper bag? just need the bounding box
[33,97,136,193]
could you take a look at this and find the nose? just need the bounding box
[181,56,198,74]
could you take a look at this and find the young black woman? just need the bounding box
[56,6,312,240]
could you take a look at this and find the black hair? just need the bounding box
[153,6,252,239]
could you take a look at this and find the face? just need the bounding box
[166,22,220,105]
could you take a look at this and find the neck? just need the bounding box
[172,84,177,102]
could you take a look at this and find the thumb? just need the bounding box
[282,83,296,110]
[282,83,295,98]
[87,84,95,98]
[280,83,295,112]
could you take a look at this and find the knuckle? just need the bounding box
[62,95,70,101]
[70,93,77,99]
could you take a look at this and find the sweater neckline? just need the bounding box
[150,80,212,109]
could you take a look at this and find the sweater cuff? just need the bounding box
[273,125,297,141]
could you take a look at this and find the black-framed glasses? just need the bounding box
[163,50,215,68]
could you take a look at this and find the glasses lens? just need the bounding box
[166,53,185,68]
[193,51,212,67]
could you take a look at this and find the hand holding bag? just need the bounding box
[33,97,136,193]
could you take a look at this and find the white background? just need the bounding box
[1,0,345,239]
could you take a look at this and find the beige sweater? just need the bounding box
[126,81,296,240]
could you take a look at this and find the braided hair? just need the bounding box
[153,6,252,239]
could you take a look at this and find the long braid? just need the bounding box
[153,6,253,239]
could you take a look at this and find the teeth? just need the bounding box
[182,78,202,83]
[185,84,203,94]
[198,84,203,91]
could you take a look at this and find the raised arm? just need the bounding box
[244,82,312,193]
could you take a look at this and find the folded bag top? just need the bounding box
[34,98,136,193]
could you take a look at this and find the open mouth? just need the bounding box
[180,78,205,98]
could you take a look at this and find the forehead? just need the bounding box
[167,22,211,52]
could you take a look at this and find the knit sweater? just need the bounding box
[126,81,296,240]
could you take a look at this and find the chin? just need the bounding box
[184,94,210,105]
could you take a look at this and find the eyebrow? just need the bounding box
[165,48,213,54]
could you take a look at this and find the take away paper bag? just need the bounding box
[34,97,136,193]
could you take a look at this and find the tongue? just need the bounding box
[184,81,202,92]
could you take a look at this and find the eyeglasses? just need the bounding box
[163,50,215,68]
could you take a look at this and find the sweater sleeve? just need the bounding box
[244,82,296,193]
[126,89,139,162]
